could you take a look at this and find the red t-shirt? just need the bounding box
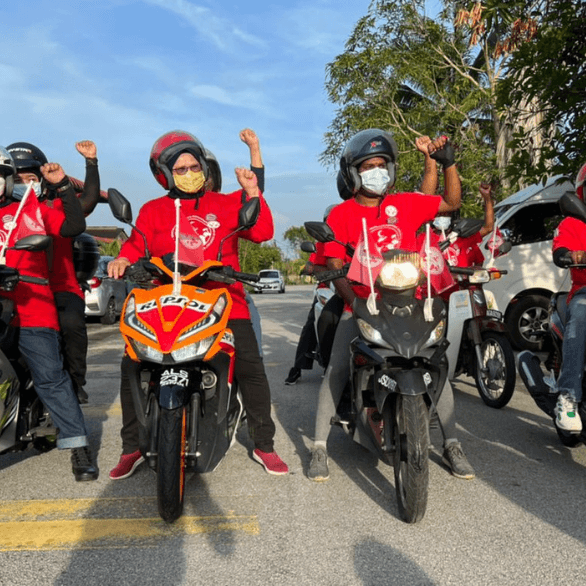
[443,232,484,268]
[119,191,274,319]
[0,201,66,329]
[325,193,442,305]
[553,217,586,302]
[45,198,84,299]
[309,242,329,289]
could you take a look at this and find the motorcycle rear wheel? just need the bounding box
[473,332,516,409]
[157,406,187,523]
[391,394,429,524]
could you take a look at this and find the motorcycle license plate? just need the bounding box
[487,309,502,319]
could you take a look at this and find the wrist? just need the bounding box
[85,157,98,166]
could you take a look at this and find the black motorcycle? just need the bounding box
[0,235,58,455]
[306,222,449,524]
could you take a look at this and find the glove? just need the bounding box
[430,140,456,169]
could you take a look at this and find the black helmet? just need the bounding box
[336,170,353,201]
[6,142,48,175]
[149,130,208,190]
[339,129,398,192]
[204,148,222,192]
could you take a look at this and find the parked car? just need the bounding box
[481,176,573,350]
[84,255,128,324]
[257,269,285,294]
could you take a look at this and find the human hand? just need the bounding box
[428,136,455,169]
[108,257,131,279]
[235,167,259,197]
[479,182,493,201]
[571,251,586,264]
[239,129,259,148]
[40,163,66,185]
[415,136,432,156]
[76,140,97,159]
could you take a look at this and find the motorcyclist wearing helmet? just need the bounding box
[7,141,101,405]
[108,130,288,478]
[308,129,475,482]
[551,161,586,432]
[0,145,98,481]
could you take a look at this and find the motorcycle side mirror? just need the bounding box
[12,234,52,252]
[304,221,335,243]
[559,192,586,223]
[238,197,260,230]
[108,188,133,224]
[300,241,316,254]
[498,240,512,255]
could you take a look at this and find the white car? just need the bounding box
[481,176,573,350]
[257,269,285,294]
[84,255,129,324]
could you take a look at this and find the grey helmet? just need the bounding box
[0,146,16,198]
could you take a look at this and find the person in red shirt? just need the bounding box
[308,128,475,482]
[551,161,586,432]
[108,130,288,478]
[0,147,97,481]
[7,141,102,405]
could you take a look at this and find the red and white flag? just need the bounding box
[417,229,455,295]
[12,188,46,243]
[347,223,384,287]
[176,210,204,267]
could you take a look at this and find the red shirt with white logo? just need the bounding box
[0,201,66,329]
[443,232,484,268]
[553,217,586,302]
[119,191,273,319]
[325,194,442,305]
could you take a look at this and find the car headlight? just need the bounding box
[378,259,421,290]
[422,319,446,350]
[356,318,392,349]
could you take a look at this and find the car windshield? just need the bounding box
[260,271,280,278]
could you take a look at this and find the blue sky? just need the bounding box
[2,0,375,254]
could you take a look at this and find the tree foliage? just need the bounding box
[99,239,122,257]
[283,225,313,260]
[496,0,586,185]
[238,239,282,275]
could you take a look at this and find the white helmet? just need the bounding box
[0,147,15,198]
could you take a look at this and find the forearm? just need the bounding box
[479,198,495,237]
[78,158,100,216]
[52,180,86,237]
[250,166,265,193]
[419,156,438,195]
[440,166,461,212]
[327,258,354,306]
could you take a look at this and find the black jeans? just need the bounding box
[120,318,276,454]
[293,300,318,370]
[54,291,88,394]
[316,294,344,370]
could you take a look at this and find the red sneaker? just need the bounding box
[109,450,145,480]
[253,449,289,475]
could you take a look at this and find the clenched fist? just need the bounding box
[76,140,97,159]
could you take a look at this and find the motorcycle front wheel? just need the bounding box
[391,394,429,524]
[157,406,187,523]
[473,332,516,409]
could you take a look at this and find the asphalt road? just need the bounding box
[1,284,586,586]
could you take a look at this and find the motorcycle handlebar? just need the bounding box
[20,275,49,285]
[314,267,349,283]
[449,266,475,275]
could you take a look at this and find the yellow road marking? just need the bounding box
[0,498,259,551]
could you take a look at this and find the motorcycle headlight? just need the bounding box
[469,270,490,284]
[378,260,421,290]
[129,339,165,363]
[422,319,446,350]
[356,318,392,349]
[171,335,216,362]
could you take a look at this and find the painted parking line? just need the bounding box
[0,498,259,551]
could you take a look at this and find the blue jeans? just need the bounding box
[18,327,88,449]
[557,289,586,403]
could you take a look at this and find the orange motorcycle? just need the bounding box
[109,189,260,522]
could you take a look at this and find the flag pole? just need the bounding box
[486,221,498,269]
[362,218,379,316]
[0,182,34,265]
[173,198,181,295]
[424,223,434,321]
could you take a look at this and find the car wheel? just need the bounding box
[279,285,285,294]
[100,297,118,325]
[507,294,550,351]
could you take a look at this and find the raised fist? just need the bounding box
[76,140,97,159]
[40,163,66,185]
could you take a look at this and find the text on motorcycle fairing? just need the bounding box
[137,296,212,313]
[160,369,189,387]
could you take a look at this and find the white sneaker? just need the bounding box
[554,393,582,432]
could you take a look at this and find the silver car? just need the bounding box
[84,255,128,324]
[257,269,285,294]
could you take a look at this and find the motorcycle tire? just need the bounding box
[157,406,187,523]
[391,394,429,524]
[473,331,516,409]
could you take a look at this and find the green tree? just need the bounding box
[238,240,282,274]
[496,0,586,185]
[283,225,313,260]
[99,239,122,257]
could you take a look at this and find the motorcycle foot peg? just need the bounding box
[330,415,350,427]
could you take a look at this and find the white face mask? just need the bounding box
[0,177,5,197]
[433,216,452,231]
[12,181,42,201]
[360,167,390,195]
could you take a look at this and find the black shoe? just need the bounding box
[285,367,301,385]
[71,446,99,481]
[442,442,475,480]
